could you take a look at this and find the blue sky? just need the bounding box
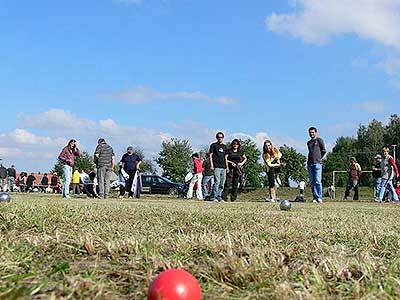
[1,0,400,171]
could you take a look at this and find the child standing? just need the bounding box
[187,153,203,200]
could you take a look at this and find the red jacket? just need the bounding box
[193,158,203,174]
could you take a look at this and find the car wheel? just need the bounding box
[168,187,178,195]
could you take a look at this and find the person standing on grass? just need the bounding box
[58,139,81,199]
[202,153,215,201]
[307,127,326,204]
[94,138,115,199]
[376,147,399,203]
[222,139,247,202]
[72,169,81,195]
[187,153,204,200]
[0,161,8,192]
[343,157,362,201]
[372,154,382,201]
[209,132,228,202]
[119,146,142,199]
[263,140,285,202]
[7,165,16,192]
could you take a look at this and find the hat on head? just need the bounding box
[98,138,105,144]
[350,157,357,162]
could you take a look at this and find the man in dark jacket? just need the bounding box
[7,165,16,192]
[0,161,7,192]
[307,127,326,204]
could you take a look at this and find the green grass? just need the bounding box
[1,188,399,299]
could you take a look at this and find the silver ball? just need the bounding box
[0,192,11,202]
[280,200,291,211]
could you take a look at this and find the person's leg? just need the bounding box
[377,179,388,201]
[387,180,399,201]
[314,163,323,202]
[353,180,359,200]
[97,167,105,198]
[344,179,352,200]
[104,168,111,198]
[222,172,232,201]
[212,169,222,201]
[119,184,126,197]
[62,165,72,198]
[267,169,275,200]
[218,169,227,201]
[196,174,203,200]
[209,176,215,199]
[187,175,196,199]
[126,171,134,197]
[231,172,239,202]
[374,177,382,199]
[307,164,316,200]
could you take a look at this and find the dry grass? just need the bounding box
[1,188,400,299]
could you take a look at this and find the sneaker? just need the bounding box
[317,198,323,203]
[343,197,348,201]
[374,198,382,203]
[312,199,318,203]
[265,198,275,202]
[219,199,225,203]
[119,195,124,199]
[212,199,219,202]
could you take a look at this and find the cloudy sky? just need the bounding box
[1,0,400,171]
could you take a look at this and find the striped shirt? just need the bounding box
[94,143,115,168]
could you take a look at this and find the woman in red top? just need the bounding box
[187,153,203,200]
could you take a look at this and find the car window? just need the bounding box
[143,176,152,184]
[153,177,165,184]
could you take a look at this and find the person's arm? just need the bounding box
[319,137,327,158]
[209,145,214,170]
[389,157,399,177]
[225,154,230,172]
[137,160,142,171]
[111,155,115,170]
[238,154,247,167]
[94,145,100,163]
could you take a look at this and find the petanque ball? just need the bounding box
[0,192,11,202]
[148,269,202,300]
[280,200,291,211]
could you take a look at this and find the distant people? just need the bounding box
[372,154,382,201]
[51,172,61,193]
[209,132,228,202]
[376,147,399,203]
[222,139,247,202]
[202,153,215,201]
[396,181,400,198]
[0,162,8,192]
[26,173,36,192]
[83,171,100,198]
[307,127,326,204]
[119,146,142,199]
[7,165,16,192]
[187,153,204,200]
[39,173,49,193]
[263,140,285,202]
[58,139,81,199]
[343,157,362,200]
[94,138,115,199]
[16,172,27,192]
[72,169,81,195]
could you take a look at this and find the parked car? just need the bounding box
[142,175,184,195]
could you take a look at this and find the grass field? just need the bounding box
[1,188,400,299]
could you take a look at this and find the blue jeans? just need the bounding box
[378,179,398,201]
[374,177,382,199]
[202,175,215,199]
[212,168,226,200]
[62,164,73,198]
[307,163,322,200]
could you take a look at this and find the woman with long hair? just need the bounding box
[263,140,285,202]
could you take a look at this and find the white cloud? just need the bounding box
[99,85,238,106]
[266,0,400,48]
[356,101,386,114]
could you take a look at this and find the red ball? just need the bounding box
[148,269,202,300]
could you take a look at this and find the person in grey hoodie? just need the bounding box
[307,127,326,203]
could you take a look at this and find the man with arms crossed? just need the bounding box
[209,132,228,202]
[94,138,115,199]
[307,127,326,204]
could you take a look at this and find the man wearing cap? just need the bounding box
[94,138,115,199]
[372,154,382,201]
[119,146,142,198]
[344,157,362,200]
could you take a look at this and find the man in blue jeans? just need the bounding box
[209,132,228,202]
[307,127,326,203]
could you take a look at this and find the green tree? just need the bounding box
[51,151,95,179]
[278,145,307,187]
[156,138,192,182]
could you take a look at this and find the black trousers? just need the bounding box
[344,179,359,200]
[222,169,240,201]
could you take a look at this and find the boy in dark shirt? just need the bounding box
[209,132,228,202]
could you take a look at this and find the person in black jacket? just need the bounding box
[307,127,326,204]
